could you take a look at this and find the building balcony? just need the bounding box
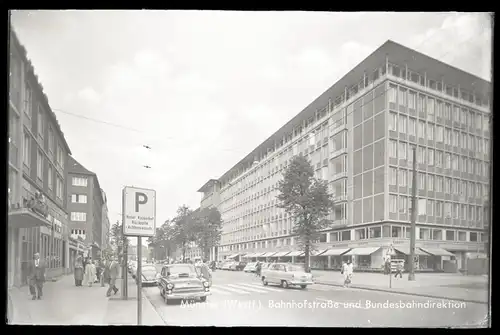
[331,171,347,181]
[9,141,18,167]
[330,147,347,159]
[8,189,52,229]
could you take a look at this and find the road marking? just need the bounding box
[227,284,268,293]
[208,287,233,295]
[238,283,283,292]
[212,285,251,294]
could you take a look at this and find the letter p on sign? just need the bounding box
[123,187,156,237]
[135,192,148,212]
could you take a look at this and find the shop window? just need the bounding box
[446,230,455,241]
[340,230,351,241]
[469,232,478,242]
[419,228,431,240]
[391,226,403,238]
[355,228,366,240]
[432,229,443,240]
[329,232,339,242]
[404,227,411,239]
[369,226,381,238]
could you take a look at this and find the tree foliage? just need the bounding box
[192,207,222,261]
[171,205,198,262]
[148,220,177,260]
[276,155,335,273]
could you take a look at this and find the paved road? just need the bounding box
[145,266,488,327]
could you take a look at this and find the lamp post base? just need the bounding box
[408,273,416,281]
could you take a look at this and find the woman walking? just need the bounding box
[74,255,84,286]
[84,257,96,287]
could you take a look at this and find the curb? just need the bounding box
[315,281,488,305]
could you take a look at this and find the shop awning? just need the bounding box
[8,209,52,229]
[273,251,291,257]
[287,251,304,257]
[344,247,381,256]
[311,249,328,256]
[262,252,277,257]
[253,252,266,257]
[394,247,430,256]
[227,253,240,259]
[243,253,256,258]
[419,247,455,257]
[320,248,351,256]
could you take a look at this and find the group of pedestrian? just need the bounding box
[73,255,120,297]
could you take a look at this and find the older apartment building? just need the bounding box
[101,189,111,250]
[197,40,491,271]
[67,156,106,260]
[8,28,73,287]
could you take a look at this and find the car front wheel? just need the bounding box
[281,280,289,289]
[300,285,307,289]
[200,296,207,302]
[262,277,268,286]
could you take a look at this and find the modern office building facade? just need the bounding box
[66,156,106,259]
[197,40,491,271]
[8,28,73,287]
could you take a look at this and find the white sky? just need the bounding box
[10,11,492,246]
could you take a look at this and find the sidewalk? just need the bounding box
[8,274,164,325]
[312,270,489,304]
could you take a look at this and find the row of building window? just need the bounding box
[71,194,87,204]
[388,84,490,130]
[389,194,485,221]
[72,177,88,187]
[71,229,86,235]
[388,140,490,176]
[389,113,490,150]
[220,225,484,252]
[71,212,87,222]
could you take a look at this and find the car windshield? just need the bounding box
[286,265,305,272]
[167,265,195,276]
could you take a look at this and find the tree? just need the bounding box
[172,205,198,262]
[276,155,335,273]
[109,221,130,263]
[149,221,178,261]
[193,207,222,261]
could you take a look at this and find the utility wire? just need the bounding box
[51,33,484,157]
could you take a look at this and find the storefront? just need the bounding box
[309,250,328,270]
[272,251,292,262]
[286,251,304,264]
[419,247,455,271]
[393,246,431,271]
[343,247,384,271]
[318,248,350,270]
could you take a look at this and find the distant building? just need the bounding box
[8,27,73,288]
[101,189,111,250]
[66,156,106,259]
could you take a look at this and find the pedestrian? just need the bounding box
[93,260,100,283]
[343,260,353,288]
[101,258,110,287]
[84,257,96,287]
[107,256,119,297]
[395,261,404,279]
[27,252,46,300]
[196,262,212,287]
[255,261,262,278]
[74,255,84,286]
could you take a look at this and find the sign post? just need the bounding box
[122,187,156,326]
[387,243,394,289]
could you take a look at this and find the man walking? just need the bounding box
[106,256,119,297]
[28,253,46,300]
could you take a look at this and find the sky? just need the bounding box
[10,11,492,245]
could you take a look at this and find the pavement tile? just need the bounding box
[9,273,164,325]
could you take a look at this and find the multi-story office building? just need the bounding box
[67,156,106,259]
[101,189,111,250]
[197,40,491,271]
[8,28,73,288]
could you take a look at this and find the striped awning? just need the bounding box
[227,253,239,259]
[287,251,304,257]
[311,249,328,256]
[419,247,455,257]
[394,247,430,256]
[344,247,381,256]
[273,251,291,257]
[320,248,351,256]
[261,252,277,257]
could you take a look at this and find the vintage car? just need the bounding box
[157,263,211,304]
[243,262,257,273]
[261,263,314,289]
[136,265,158,287]
[221,261,235,270]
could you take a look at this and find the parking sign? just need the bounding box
[123,187,156,236]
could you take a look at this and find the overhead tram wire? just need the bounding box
[50,34,481,159]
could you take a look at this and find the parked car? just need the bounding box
[244,262,257,273]
[228,262,240,271]
[261,263,314,289]
[235,262,247,271]
[157,263,211,304]
[136,265,158,287]
[221,261,234,270]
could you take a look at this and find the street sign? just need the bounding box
[123,187,156,237]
